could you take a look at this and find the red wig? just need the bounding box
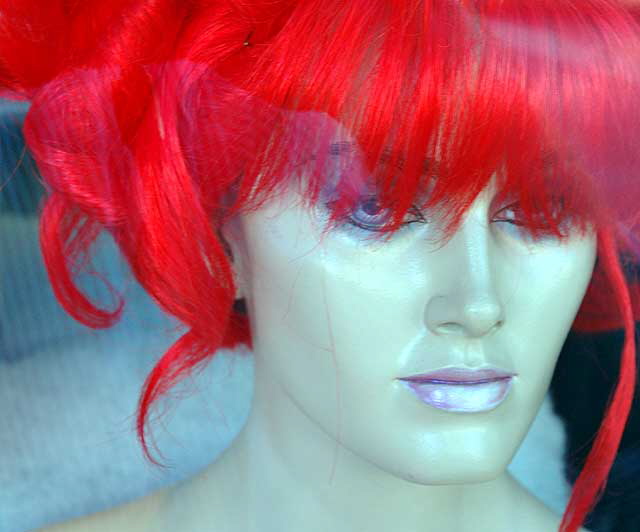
[1,1,639,530]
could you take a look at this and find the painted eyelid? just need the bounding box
[344,205,549,237]
[493,201,567,225]
[492,204,521,223]
[345,202,426,231]
[340,196,427,228]
[332,195,566,234]
[492,203,574,242]
[344,197,525,228]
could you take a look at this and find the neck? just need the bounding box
[179,356,532,532]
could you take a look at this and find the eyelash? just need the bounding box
[325,198,566,240]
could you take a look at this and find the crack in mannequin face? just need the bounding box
[222,165,597,488]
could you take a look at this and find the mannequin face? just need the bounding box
[226,167,597,486]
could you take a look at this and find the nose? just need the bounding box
[424,208,505,339]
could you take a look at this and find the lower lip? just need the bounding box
[401,378,514,413]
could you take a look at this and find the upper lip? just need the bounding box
[398,366,517,384]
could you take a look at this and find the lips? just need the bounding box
[398,367,517,385]
[397,366,517,413]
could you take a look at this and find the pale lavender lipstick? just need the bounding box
[398,367,516,413]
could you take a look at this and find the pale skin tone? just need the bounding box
[39,165,597,532]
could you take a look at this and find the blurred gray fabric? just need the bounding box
[0,216,571,532]
[0,215,252,532]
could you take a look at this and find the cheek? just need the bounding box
[241,226,408,432]
[509,239,597,386]
[240,211,340,387]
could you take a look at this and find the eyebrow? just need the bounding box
[328,141,438,174]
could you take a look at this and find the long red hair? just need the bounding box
[1,2,639,530]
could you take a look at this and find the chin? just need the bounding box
[382,453,510,486]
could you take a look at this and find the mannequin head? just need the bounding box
[1,1,639,530]
[223,159,597,485]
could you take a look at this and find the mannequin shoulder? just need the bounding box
[32,489,169,532]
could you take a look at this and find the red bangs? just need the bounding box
[179,1,636,242]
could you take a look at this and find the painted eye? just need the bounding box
[494,203,524,225]
[349,196,392,230]
[323,195,427,235]
[493,200,570,240]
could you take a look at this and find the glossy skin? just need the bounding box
[168,167,597,531]
[239,175,595,475]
